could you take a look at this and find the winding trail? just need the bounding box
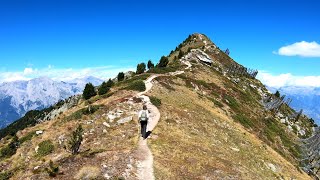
[135,66,188,180]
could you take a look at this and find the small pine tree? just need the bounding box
[274,90,280,98]
[147,60,154,69]
[106,78,114,87]
[178,50,184,59]
[136,63,146,74]
[68,125,84,154]
[82,83,96,100]
[98,82,110,95]
[45,160,59,177]
[117,72,125,82]
[9,135,19,150]
[158,56,169,68]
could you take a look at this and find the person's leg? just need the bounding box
[142,121,147,139]
[140,121,144,137]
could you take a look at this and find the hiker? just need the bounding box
[138,104,150,139]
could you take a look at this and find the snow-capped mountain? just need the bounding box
[0,76,103,128]
[268,86,320,124]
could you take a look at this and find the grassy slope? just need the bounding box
[0,88,144,179]
[148,62,311,179]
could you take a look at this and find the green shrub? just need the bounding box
[66,110,83,121]
[150,96,162,107]
[208,97,223,108]
[224,95,239,111]
[100,92,114,99]
[0,171,12,180]
[82,105,100,115]
[37,140,54,157]
[232,114,254,129]
[125,80,146,92]
[19,131,36,144]
[0,135,19,159]
[148,67,177,74]
[63,105,100,122]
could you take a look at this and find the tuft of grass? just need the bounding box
[148,67,177,74]
[19,131,36,144]
[125,80,146,92]
[80,148,105,157]
[232,114,254,129]
[37,140,54,157]
[150,96,162,107]
[0,171,12,180]
[116,73,150,86]
[207,97,224,108]
[224,95,239,111]
[63,105,101,121]
[100,92,114,99]
[75,166,101,180]
[262,118,301,159]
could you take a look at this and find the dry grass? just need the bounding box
[0,57,314,179]
[148,74,311,179]
[75,165,101,179]
[1,89,145,179]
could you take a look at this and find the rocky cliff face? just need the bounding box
[0,33,316,179]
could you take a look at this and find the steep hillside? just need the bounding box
[0,33,316,179]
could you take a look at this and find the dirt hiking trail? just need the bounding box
[135,64,188,180]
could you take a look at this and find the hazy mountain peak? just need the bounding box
[0,76,103,128]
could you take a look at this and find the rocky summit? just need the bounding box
[0,33,318,179]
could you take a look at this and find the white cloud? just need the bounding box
[0,65,135,83]
[275,41,320,57]
[257,71,320,88]
[23,68,34,75]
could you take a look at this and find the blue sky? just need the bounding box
[0,0,320,84]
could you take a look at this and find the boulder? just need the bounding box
[117,116,133,124]
[266,163,277,172]
[36,130,43,135]
[103,122,111,127]
[35,145,39,153]
[280,119,286,124]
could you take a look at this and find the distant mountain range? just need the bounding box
[268,86,320,124]
[0,76,103,128]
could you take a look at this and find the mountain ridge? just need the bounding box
[0,76,103,128]
[0,33,317,179]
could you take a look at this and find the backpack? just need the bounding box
[139,110,148,121]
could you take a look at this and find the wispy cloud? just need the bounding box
[0,65,135,83]
[257,71,320,88]
[274,41,320,57]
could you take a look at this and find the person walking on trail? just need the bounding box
[138,105,150,139]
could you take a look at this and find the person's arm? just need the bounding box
[138,111,142,118]
[147,110,150,118]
